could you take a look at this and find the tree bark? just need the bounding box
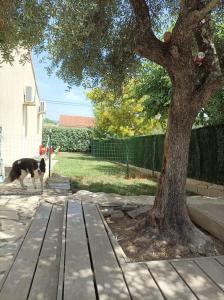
[148,89,214,254]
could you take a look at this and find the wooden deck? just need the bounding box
[0,200,224,300]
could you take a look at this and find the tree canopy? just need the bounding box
[0,0,50,63]
[42,1,223,90]
[1,1,223,91]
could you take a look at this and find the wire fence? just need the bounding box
[91,139,137,177]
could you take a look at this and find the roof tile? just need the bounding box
[59,115,95,128]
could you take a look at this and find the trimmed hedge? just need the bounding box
[42,127,93,152]
[92,124,224,184]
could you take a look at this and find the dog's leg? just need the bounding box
[18,171,27,189]
[29,167,37,189]
[31,175,37,189]
[39,173,44,191]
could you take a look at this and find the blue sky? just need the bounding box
[32,54,94,122]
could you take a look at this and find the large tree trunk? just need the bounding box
[130,0,222,256]
[148,89,214,254]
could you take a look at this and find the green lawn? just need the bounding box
[53,152,157,195]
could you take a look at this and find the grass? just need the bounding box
[53,152,157,196]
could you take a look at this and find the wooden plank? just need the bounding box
[172,260,224,300]
[147,261,197,300]
[28,205,64,300]
[0,213,34,292]
[63,201,96,300]
[216,256,224,266]
[122,263,164,300]
[195,258,224,291]
[57,201,67,300]
[0,203,52,300]
[83,203,131,300]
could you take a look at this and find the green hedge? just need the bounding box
[92,124,224,184]
[42,127,93,152]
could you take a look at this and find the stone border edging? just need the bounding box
[120,163,224,198]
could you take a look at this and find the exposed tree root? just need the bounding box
[134,213,216,257]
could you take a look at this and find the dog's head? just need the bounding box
[37,158,46,175]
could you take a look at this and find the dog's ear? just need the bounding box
[40,158,46,170]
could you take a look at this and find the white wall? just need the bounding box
[0,51,43,166]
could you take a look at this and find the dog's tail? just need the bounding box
[5,163,20,183]
[4,176,12,184]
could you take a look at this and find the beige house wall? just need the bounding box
[0,51,43,167]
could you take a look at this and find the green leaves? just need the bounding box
[42,127,93,152]
[87,78,162,138]
[0,0,50,63]
[133,61,171,128]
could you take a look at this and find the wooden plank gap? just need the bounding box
[0,203,53,300]
[194,258,224,292]
[82,202,99,300]
[26,204,54,299]
[171,260,224,300]
[216,256,224,267]
[123,262,165,300]
[83,203,131,300]
[96,204,133,298]
[145,263,168,300]
[57,200,67,300]
[0,210,35,292]
[170,262,200,300]
[63,201,95,300]
[28,205,64,300]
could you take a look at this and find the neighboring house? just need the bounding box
[58,115,95,128]
[0,51,46,173]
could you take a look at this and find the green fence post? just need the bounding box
[48,129,52,177]
[125,142,129,178]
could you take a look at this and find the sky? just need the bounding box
[32,54,94,122]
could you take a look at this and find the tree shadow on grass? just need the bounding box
[71,178,157,196]
[92,165,126,176]
[60,154,96,161]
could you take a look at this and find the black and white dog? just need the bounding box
[6,158,46,190]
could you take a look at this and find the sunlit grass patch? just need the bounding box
[53,152,157,195]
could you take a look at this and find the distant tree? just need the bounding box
[87,81,162,138]
[43,118,57,126]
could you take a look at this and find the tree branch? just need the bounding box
[194,18,222,77]
[170,0,220,65]
[197,0,220,19]
[196,74,224,105]
[182,0,220,28]
[129,0,153,35]
[129,0,170,68]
